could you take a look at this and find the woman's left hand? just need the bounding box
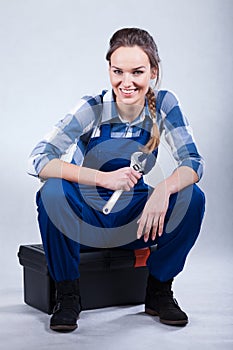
[137,183,171,242]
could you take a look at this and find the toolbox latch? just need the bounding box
[134,248,150,267]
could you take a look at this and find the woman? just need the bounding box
[28,27,205,332]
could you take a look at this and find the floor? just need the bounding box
[1,244,233,350]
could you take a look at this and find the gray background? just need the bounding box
[0,0,233,349]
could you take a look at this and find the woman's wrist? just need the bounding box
[95,170,104,187]
[155,167,198,196]
[154,180,174,198]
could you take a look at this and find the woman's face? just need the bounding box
[109,45,156,108]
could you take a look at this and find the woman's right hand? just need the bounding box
[98,167,142,191]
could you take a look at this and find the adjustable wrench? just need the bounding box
[102,152,147,215]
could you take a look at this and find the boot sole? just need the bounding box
[145,307,188,326]
[50,324,78,332]
[50,313,80,332]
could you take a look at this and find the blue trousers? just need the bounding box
[36,178,205,282]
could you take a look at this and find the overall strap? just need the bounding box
[98,124,112,138]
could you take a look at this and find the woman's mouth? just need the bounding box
[119,88,138,96]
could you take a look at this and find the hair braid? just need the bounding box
[140,87,160,153]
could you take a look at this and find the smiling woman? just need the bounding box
[109,46,156,117]
[106,28,161,153]
[28,27,205,332]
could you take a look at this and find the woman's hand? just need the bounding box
[136,166,199,242]
[137,183,171,242]
[98,167,142,191]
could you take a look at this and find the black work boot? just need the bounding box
[50,279,81,332]
[145,274,188,326]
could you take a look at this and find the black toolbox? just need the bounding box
[18,244,154,314]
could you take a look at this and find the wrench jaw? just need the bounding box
[130,151,146,175]
[132,163,144,174]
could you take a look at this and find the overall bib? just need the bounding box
[36,120,205,282]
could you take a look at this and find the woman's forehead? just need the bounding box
[110,46,150,68]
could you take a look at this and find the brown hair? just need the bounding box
[106,28,161,153]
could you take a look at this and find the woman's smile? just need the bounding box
[119,87,138,97]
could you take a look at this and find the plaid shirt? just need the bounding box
[28,89,204,180]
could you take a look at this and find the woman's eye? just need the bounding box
[113,69,123,75]
[133,70,143,75]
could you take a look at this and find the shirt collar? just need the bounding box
[101,89,151,126]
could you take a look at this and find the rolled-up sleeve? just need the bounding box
[159,90,204,181]
[27,95,103,177]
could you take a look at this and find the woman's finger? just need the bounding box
[137,216,146,239]
[158,214,165,236]
[151,218,158,240]
[143,215,154,242]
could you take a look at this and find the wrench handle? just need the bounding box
[102,189,124,215]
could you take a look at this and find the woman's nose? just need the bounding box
[122,73,132,86]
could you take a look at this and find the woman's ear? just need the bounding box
[150,68,157,80]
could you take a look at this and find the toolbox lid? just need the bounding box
[18,244,49,274]
[18,244,157,273]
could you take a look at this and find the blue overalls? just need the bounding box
[36,119,205,283]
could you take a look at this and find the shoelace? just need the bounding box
[53,295,80,313]
[155,291,181,310]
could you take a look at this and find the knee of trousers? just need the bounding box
[176,184,205,213]
[36,178,83,220]
[36,178,83,242]
[38,178,67,203]
[182,184,205,231]
[187,184,205,214]
[37,178,78,208]
[165,184,205,234]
